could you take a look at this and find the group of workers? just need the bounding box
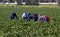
[10,12,50,22]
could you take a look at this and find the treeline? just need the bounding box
[0,0,8,2]
[16,0,39,5]
[0,0,15,3]
[16,0,60,6]
[0,0,60,6]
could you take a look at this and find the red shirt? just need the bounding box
[44,16,49,20]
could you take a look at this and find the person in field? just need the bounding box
[10,12,18,20]
[28,14,38,21]
[22,12,29,20]
[38,15,49,22]
[22,12,38,21]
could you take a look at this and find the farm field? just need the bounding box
[0,5,60,37]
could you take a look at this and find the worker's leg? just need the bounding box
[45,18,49,22]
[10,16,14,20]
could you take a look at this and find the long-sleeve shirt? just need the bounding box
[22,13,29,19]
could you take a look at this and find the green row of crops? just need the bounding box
[0,5,60,37]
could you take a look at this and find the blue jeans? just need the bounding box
[45,18,49,22]
[10,16,14,20]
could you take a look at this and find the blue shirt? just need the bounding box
[22,13,29,19]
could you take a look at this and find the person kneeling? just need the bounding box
[22,12,29,21]
[38,15,49,22]
[10,12,18,20]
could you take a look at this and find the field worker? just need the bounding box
[22,12,29,20]
[22,13,38,21]
[10,12,17,20]
[28,14,38,21]
[38,15,49,22]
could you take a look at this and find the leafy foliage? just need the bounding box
[0,5,60,37]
